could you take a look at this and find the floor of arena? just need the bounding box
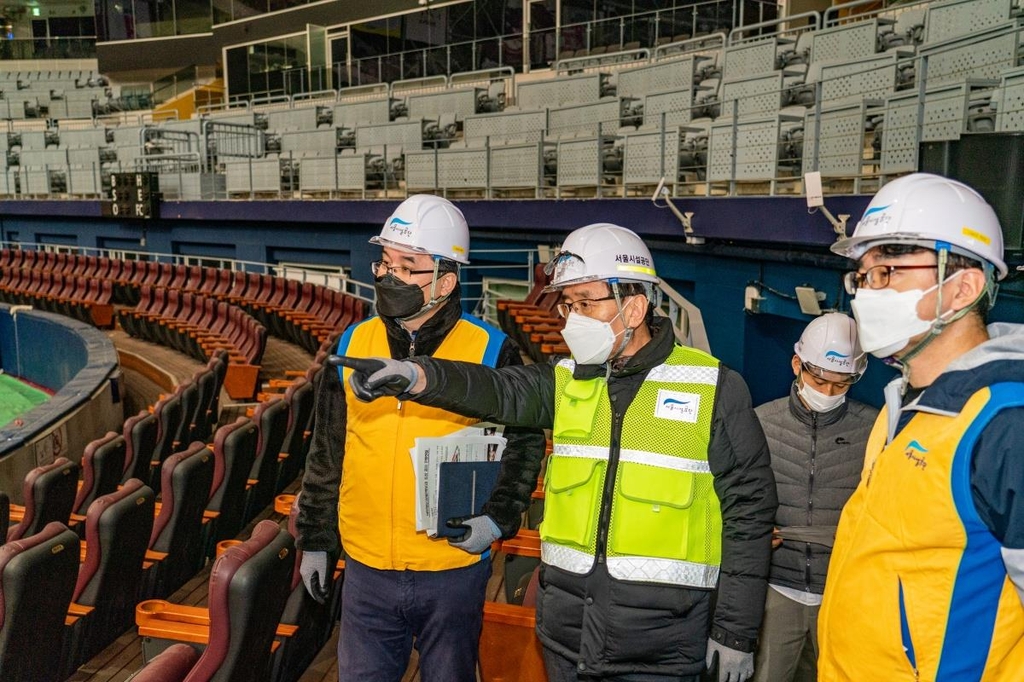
[67,327,504,681]
[0,372,49,428]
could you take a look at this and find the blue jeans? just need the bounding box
[337,556,491,682]
[543,647,702,682]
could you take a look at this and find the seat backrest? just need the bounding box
[173,381,201,447]
[74,478,155,605]
[127,642,200,682]
[151,392,185,468]
[245,398,290,518]
[74,431,127,515]
[275,379,315,492]
[191,367,219,443]
[0,522,80,682]
[207,418,258,545]
[184,520,294,682]
[149,443,215,597]
[123,410,159,485]
[8,457,80,542]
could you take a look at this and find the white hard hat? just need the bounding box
[370,194,470,264]
[831,173,1007,279]
[795,313,867,378]
[543,223,659,292]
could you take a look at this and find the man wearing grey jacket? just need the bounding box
[752,313,877,682]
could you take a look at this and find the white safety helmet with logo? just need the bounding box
[370,193,471,264]
[543,222,659,292]
[831,172,1007,279]
[795,313,866,380]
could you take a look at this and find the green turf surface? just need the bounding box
[0,373,49,427]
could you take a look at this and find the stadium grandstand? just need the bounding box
[0,0,1022,679]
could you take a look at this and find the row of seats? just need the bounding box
[0,266,115,327]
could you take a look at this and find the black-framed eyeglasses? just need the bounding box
[843,264,939,295]
[556,295,616,318]
[371,260,436,280]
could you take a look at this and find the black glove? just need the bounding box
[329,355,420,402]
[299,551,330,604]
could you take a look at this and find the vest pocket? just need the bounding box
[609,463,695,559]
[553,378,605,439]
[540,456,603,547]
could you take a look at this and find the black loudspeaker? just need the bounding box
[920,133,1024,253]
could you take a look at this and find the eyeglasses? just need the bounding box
[843,264,939,295]
[371,260,435,280]
[801,361,859,388]
[556,295,616,318]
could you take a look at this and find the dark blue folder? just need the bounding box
[435,461,502,537]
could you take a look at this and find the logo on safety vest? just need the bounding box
[655,389,700,423]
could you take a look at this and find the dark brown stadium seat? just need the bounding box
[65,479,156,671]
[122,410,159,486]
[72,431,127,521]
[7,457,80,542]
[0,522,80,682]
[125,642,200,682]
[135,520,295,682]
[205,418,258,554]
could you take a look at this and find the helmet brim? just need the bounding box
[369,235,470,264]
[831,233,1008,279]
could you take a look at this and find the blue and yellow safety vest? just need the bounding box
[818,382,1024,681]
[335,314,505,571]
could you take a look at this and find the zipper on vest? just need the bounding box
[806,413,817,591]
[397,338,417,411]
[594,405,625,564]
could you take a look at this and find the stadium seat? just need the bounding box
[273,377,316,494]
[72,431,127,522]
[64,479,156,672]
[0,522,80,682]
[125,642,200,682]
[7,457,80,542]
[243,397,290,523]
[135,520,296,682]
[204,418,259,555]
[145,443,216,598]
[122,410,160,486]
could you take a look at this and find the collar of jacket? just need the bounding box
[380,287,464,360]
[572,316,676,381]
[786,381,848,427]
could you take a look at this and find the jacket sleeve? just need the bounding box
[481,339,549,538]
[706,366,778,653]
[295,364,345,554]
[413,355,557,429]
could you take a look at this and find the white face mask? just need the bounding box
[850,272,961,359]
[797,380,846,413]
[560,312,625,366]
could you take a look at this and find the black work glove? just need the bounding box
[329,355,421,402]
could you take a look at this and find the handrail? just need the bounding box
[337,82,390,103]
[555,47,651,74]
[653,32,727,60]
[823,0,930,28]
[291,88,338,104]
[449,66,515,88]
[390,74,449,97]
[728,11,821,45]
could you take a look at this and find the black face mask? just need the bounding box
[374,273,430,319]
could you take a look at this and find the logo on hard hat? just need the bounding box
[388,216,414,238]
[823,350,852,369]
[859,204,892,230]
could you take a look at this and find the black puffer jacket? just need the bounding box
[755,385,877,593]
[413,318,777,677]
[295,295,546,555]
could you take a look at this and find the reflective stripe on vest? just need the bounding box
[542,346,721,588]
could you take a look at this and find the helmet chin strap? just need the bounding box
[399,258,453,323]
[891,248,987,391]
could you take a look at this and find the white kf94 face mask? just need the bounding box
[560,312,624,366]
[798,380,845,413]
[850,273,962,359]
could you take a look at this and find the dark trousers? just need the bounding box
[336,556,491,682]
[543,647,702,682]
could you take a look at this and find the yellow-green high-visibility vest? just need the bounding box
[541,344,722,588]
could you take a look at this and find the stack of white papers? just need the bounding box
[410,422,507,536]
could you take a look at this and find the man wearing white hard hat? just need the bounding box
[816,173,1024,681]
[295,195,545,682]
[335,223,777,682]
[752,313,877,682]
